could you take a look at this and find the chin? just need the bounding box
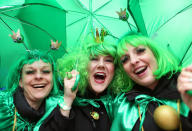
[92,86,107,94]
[34,93,49,100]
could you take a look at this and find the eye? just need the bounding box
[25,70,35,74]
[42,70,51,74]
[90,57,98,61]
[120,55,129,64]
[136,48,145,54]
[105,58,114,63]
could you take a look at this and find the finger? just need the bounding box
[178,82,192,94]
[71,70,79,75]
[183,65,192,72]
[179,70,192,79]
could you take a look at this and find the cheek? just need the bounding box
[107,65,115,77]
[48,75,53,83]
[20,75,29,85]
[109,65,115,72]
[152,61,158,71]
[88,63,96,73]
[123,63,131,74]
[149,56,158,70]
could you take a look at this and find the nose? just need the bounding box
[35,70,42,79]
[97,59,105,68]
[130,55,139,65]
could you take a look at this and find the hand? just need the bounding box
[63,70,79,105]
[177,65,192,110]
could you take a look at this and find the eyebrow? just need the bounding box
[105,55,113,58]
[24,65,51,69]
[136,45,145,48]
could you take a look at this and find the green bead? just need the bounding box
[186,90,192,96]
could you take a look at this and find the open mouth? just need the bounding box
[32,84,46,88]
[134,66,147,75]
[94,72,106,83]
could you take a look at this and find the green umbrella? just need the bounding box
[0,0,139,87]
[0,0,67,87]
[128,0,192,66]
[58,0,137,51]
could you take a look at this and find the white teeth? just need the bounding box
[135,67,146,74]
[33,84,45,88]
[96,73,105,76]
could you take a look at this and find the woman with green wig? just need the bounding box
[110,34,192,131]
[48,37,123,131]
[0,50,62,130]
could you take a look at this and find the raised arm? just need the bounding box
[59,70,79,117]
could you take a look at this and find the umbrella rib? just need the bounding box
[93,14,114,29]
[1,13,57,41]
[0,5,30,13]
[93,15,118,39]
[94,14,119,20]
[0,3,67,14]
[23,3,67,13]
[66,16,87,27]
[75,21,90,45]
[153,4,192,35]
[92,0,137,31]
[94,14,137,30]
[0,17,13,31]
[0,16,30,50]
[93,0,112,13]
[66,10,88,15]
[179,41,192,66]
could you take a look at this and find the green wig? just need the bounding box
[57,38,125,95]
[5,50,60,96]
[117,34,180,91]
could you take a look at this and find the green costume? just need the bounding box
[109,94,189,131]
[0,90,60,131]
[108,75,191,131]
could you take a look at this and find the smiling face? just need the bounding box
[88,55,115,95]
[120,44,158,89]
[19,60,53,107]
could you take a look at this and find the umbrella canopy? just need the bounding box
[128,0,192,66]
[0,0,67,87]
[57,0,137,51]
[1,0,138,87]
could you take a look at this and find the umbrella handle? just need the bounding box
[71,74,80,92]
